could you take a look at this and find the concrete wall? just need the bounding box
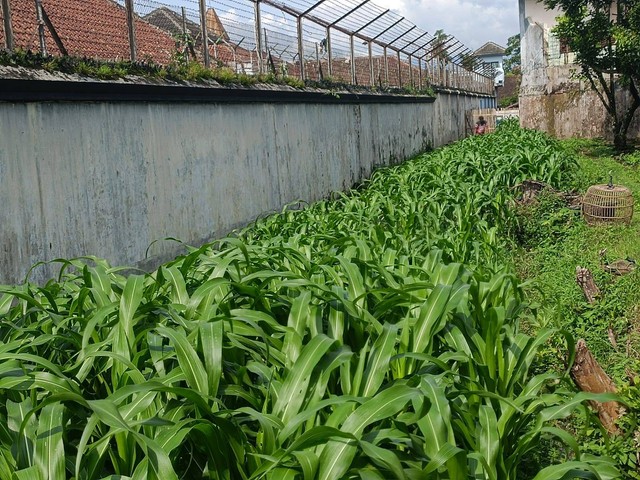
[0,90,488,284]
[519,0,640,140]
[520,64,640,140]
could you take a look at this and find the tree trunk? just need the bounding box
[617,80,640,152]
[571,339,622,435]
[613,128,626,151]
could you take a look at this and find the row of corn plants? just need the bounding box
[0,121,621,479]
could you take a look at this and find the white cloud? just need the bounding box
[373,0,518,50]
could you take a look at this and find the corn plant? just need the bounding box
[0,122,618,479]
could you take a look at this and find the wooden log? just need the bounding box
[576,266,600,303]
[571,339,622,435]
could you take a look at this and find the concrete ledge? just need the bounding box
[0,78,437,104]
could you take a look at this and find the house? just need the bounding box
[0,0,175,63]
[144,7,256,74]
[473,41,505,87]
[143,7,230,52]
[519,0,639,139]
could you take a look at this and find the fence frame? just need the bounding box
[1,0,495,95]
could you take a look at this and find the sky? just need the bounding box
[159,0,520,54]
[357,0,519,51]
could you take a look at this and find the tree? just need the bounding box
[503,34,521,74]
[541,0,640,150]
[430,29,451,62]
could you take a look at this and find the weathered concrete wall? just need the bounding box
[0,90,487,284]
[519,2,640,141]
[520,64,640,141]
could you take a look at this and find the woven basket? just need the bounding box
[582,184,634,225]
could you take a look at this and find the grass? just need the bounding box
[510,137,640,477]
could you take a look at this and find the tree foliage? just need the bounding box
[541,0,640,150]
[503,34,521,74]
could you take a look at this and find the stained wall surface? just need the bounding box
[0,90,488,283]
[519,0,640,140]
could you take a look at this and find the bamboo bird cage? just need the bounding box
[582,182,634,225]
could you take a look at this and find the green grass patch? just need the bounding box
[511,137,640,477]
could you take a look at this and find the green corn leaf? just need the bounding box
[418,376,454,459]
[477,404,499,477]
[185,277,230,320]
[266,468,297,480]
[89,265,114,307]
[118,274,145,344]
[278,396,363,444]
[140,434,179,480]
[538,392,621,424]
[156,325,209,397]
[531,461,616,480]
[283,291,312,366]
[286,426,355,454]
[75,415,102,479]
[337,256,367,312]
[86,399,131,431]
[7,398,37,469]
[350,339,370,397]
[162,265,189,306]
[422,442,467,475]
[155,421,195,454]
[31,372,82,397]
[273,334,335,424]
[318,384,420,480]
[292,450,318,480]
[200,320,223,398]
[13,465,44,480]
[412,285,452,355]
[358,440,406,480]
[34,402,65,480]
[147,332,166,376]
[360,323,398,397]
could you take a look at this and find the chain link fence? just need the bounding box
[1,0,495,94]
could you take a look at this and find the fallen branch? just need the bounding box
[571,339,623,435]
[576,266,600,304]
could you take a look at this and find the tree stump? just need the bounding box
[571,339,622,435]
[576,266,600,303]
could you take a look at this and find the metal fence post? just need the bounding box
[1,0,14,51]
[383,46,388,85]
[350,35,356,84]
[368,42,374,86]
[408,54,413,87]
[396,50,401,87]
[254,0,263,74]
[125,0,137,62]
[296,16,304,80]
[199,0,210,68]
[326,27,332,77]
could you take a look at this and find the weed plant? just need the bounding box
[0,50,432,96]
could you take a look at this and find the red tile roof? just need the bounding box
[1,0,175,63]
